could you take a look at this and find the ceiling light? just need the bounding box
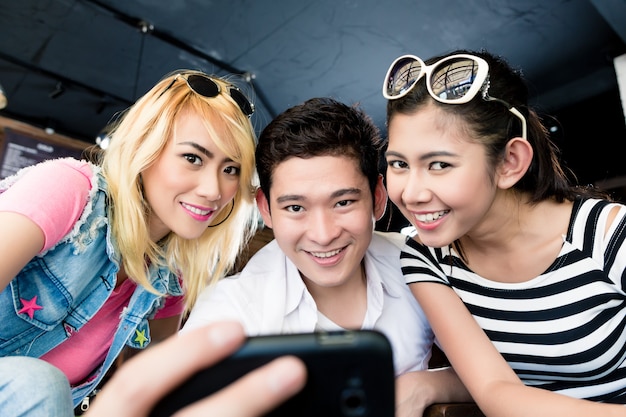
[96,132,111,149]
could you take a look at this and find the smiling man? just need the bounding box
[181,97,472,416]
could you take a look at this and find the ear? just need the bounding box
[496,137,534,189]
[373,174,389,221]
[255,188,273,228]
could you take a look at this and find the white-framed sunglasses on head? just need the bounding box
[382,54,527,140]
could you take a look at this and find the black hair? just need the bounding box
[257,97,383,199]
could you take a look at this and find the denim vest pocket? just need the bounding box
[12,258,72,323]
[0,259,71,353]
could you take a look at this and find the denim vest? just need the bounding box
[0,168,184,406]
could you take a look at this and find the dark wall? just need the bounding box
[550,89,626,201]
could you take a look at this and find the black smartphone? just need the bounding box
[149,329,395,417]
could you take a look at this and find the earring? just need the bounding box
[207,200,235,228]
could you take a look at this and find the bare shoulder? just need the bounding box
[604,201,626,236]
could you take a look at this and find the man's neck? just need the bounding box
[305,263,368,329]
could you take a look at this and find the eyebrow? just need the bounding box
[385,150,458,161]
[275,187,362,204]
[177,141,235,162]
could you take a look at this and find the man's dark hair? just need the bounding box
[256,97,383,198]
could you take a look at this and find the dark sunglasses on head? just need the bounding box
[160,73,255,117]
[382,54,527,140]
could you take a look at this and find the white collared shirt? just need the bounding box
[182,232,434,375]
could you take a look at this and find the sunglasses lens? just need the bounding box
[182,74,254,117]
[386,57,423,98]
[229,87,255,116]
[186,75,220,98]
[430,58,481,101]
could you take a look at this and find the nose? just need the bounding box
[307,209,341,246]
[401,170,432,206]
[197,171,222,202]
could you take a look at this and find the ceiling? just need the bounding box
[1,0,626,183]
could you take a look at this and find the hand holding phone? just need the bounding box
[149,330,395,417]
[85,322,307,417]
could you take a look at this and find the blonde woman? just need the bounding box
[0,70,258,415]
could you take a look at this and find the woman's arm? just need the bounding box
[413,282,626,417]
[85,321,307,417]
[0,159,93,293]
[0,212,44,292]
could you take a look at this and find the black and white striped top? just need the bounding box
[401,198,626,403]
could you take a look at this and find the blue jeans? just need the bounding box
[0,356,73,417]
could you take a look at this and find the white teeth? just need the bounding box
[310,248,342,258]
[182,203,211,216]
[416,210,447,223]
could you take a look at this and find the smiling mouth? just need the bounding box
[415,210,449,223]
[181,202,213,216]
[309,248,343,258]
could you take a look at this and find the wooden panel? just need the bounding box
[0,115,89,179]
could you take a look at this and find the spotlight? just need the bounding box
[45,119,57,135]
[138,20,154,33]
[96,132,111,149]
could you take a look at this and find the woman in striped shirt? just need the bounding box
[382,49,626,416]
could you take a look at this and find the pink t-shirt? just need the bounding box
[0,158,184,384]
[0,157,93,252]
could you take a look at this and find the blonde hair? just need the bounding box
[100,70,258,312]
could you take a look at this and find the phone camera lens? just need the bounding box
[340,388,366,416]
